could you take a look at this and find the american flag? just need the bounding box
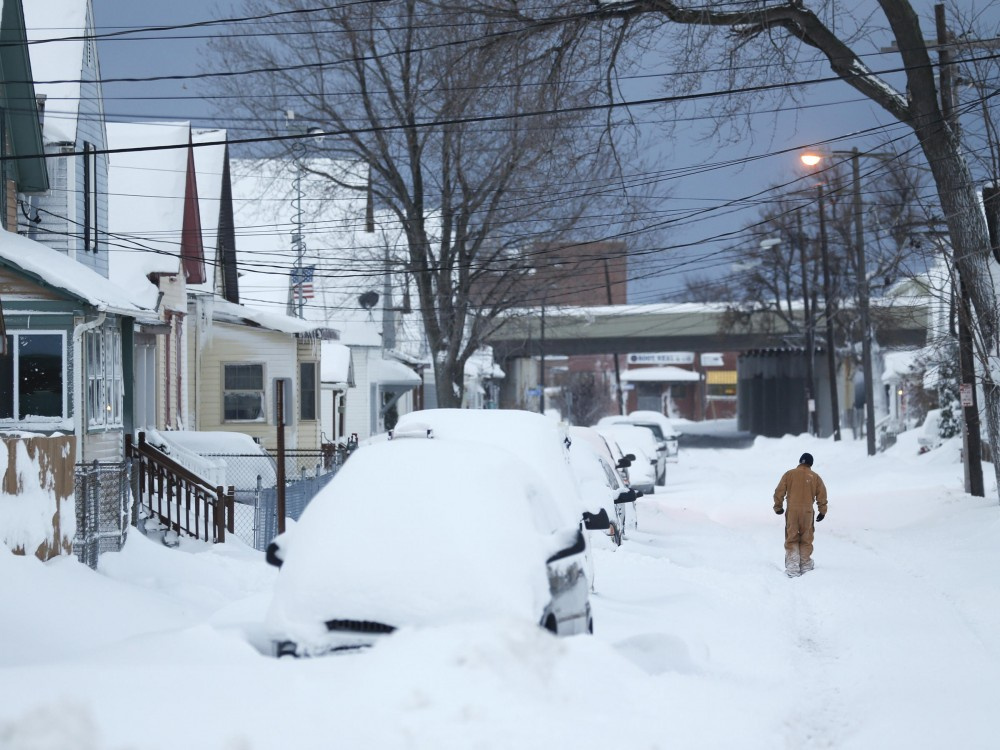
[291,265,315,300]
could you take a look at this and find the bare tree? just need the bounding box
[686,159,934,343]
[208,1,633,407]
[490,0,1000,495]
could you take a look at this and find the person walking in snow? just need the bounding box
[773,452,827,577]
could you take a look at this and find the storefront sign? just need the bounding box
[626,352,694,365]
[700,352,724,367]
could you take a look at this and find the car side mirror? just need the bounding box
[266,541,284,568]
[582,508,611,531]
[614,489,638,504]
[616,454,635,469]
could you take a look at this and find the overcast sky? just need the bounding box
[90,1,998,303]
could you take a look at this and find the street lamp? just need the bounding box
[800,147,879,455]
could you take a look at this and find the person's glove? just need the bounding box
[774,508,784,515]
[816,513,825,522]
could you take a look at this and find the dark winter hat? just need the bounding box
[799,452,814,466]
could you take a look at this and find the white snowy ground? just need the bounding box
[2,426,999,750]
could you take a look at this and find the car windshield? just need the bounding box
[632,423,665,440]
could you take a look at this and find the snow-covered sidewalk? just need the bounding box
[2,427,998,749]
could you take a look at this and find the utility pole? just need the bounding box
[603,259,624,415]
[850,148,878,456]
[817,184,841,441]
[796,211,817,436]
[936,3,984,496]
[539,302,546,415]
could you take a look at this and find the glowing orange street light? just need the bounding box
[800,152,823,167]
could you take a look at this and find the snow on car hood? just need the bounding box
[396,409,595,521]
[266,439,553,647]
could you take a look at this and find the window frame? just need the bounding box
[222,362,266,423]
[85,327,123,429]
[0,330,67,424]
[299,361,318,421]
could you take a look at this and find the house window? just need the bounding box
[299,361,317,421]
[83,142,98,252]
[223,363,265,422]
[0,332,65,420]
[86,328,123,428]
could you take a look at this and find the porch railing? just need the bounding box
[127,433,235,543]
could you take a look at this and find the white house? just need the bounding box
[230,158,424,441]
[106,121,206,432]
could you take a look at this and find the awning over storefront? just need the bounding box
[621,366,701,383]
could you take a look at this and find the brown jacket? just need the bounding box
[773,464,828,513]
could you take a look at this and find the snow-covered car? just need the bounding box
[596,423,658,494]
[265,435,593,656]
[625,410,681,463]
[567,426,640,545]
[597,415,667,485]
[395,409,604,586]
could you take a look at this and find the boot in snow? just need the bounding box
[800,559,815,574]
[784,546,801,578]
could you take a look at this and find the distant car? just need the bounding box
[597,415,667,485]
[265,436,593,656]
[567,426,640,546]
[600,434,641,535]
[595,423,658,495]
[626,411,681,463]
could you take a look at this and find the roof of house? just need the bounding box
[189,129,227,296]
[1,0,48,192]
[106,121,192,308]
[0,228,149,316]
[321,341,353,385]
[206,296,328,335]
[23,0,87,144]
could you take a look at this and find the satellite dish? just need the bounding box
[358,291,380,310]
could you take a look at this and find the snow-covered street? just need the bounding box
[2,427,999,750]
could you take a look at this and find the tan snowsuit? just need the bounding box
[773,464,828,576]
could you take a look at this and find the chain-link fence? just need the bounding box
[199,449,343,550]
[74,461,131,569]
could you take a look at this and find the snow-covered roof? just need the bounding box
[882,350,920,384]
[106,121,191,309]
[321,341,352,384]
[370,357,421,386]
[189,129,227,296]
[23,0,87,144]
[0,229,149,315]
[621,366,701,383]
[205,296,330,335]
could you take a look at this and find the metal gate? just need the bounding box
[74,461,131,569]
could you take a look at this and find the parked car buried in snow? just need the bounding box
[264,434,593,656]
[597,415,668,485]
[567,426,640,546]
[595,423,659,495]
[625,410,681,463]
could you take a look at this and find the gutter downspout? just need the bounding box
[73,310,106,463]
